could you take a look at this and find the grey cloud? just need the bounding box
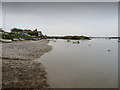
[2,2,118,36]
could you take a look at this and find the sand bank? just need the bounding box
[2,40,52,88]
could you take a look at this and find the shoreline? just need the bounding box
[2,39,52,88]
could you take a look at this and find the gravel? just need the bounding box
[2,40,52,89]
[2,40,52,60]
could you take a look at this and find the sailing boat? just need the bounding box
[1,9,12,43]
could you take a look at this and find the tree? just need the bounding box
[11,28,23,32]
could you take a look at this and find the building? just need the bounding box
[0,28,5,33]
[11,28,44,37]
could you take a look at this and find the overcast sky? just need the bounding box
[1,2,118,36]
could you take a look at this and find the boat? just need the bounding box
[73,41,80,44]
[19,38,25,41]
[67,39,70,42]
[0,39,12,43]
[13,38,19,41]
[32,38,41,41]
[118,39,120,42]
[80,38,84,40]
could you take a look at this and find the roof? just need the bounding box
[22,30,41,33]
[13,30,41,33]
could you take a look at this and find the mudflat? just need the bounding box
[1,40,52,88]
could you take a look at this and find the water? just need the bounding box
[36,39,118,88]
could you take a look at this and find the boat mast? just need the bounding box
[3,9,6,31]
[0,0,2,29]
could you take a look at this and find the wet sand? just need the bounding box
[1,40,52,88]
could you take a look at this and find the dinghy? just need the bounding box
[0,39,12,43]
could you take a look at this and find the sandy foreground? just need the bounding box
[1,39,52,89]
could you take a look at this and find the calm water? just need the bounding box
[37,39,118,88]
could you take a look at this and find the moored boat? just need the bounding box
[19,38,25,41]
[0,39,12,43]
[67,39,70,42]
[118,39,120,42]
[32,38,41,41]
[13,38,19,41]
[73,41,80,44]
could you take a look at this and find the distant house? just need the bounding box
[11,29,44,37]
[0,28,5,33]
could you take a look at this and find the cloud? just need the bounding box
[2,2,118,36]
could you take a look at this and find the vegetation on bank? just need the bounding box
[0,28,91,40]
[0,27,45,40]
[0,33,32,40]
[11,28,43,36]
[0,32,90,40]
[47,36,91,40]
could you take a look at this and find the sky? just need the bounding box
[1,0,120,2]
[1,2,118,36]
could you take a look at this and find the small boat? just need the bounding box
[118,39,120,42]
[0,39,12,43]
[80,38,84,40]
[32,38,41,41]
[19,38,25,41]
[73,41,80,44]
[67,39,70,42]
[13,38,19,41]
[108,50,111,52]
